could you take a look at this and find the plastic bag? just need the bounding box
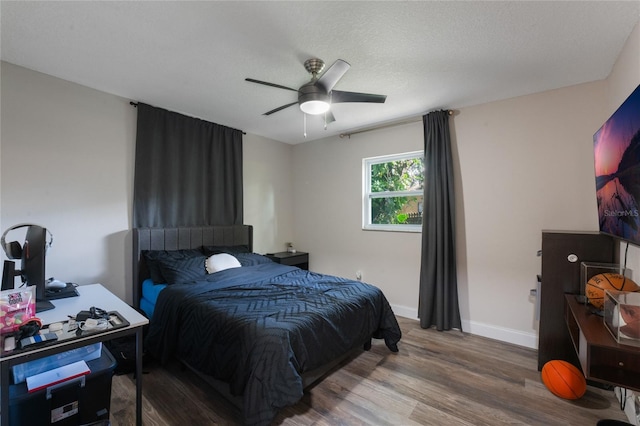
[0,286,36,334]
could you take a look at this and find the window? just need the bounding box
[363,151,424,232]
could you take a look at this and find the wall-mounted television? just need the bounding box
[594,84,640,246]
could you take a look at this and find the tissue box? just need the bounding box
[604,290,640,346]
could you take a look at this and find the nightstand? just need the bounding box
[266,251,309,270]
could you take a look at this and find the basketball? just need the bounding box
[585,273,639,310]
[541,360,586,400]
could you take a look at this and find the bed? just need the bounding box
[133,225,402,425]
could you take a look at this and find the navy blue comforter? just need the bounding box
[145,262,401,425]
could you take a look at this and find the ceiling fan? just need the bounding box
[245,58,387,123]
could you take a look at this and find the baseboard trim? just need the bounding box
[391,303,538,349]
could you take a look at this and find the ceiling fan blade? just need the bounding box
[264,101,299,116]
[245,78,298,92]
[316,59,350,92]
[331,90,387,104]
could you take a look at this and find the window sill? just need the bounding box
[362,225,422,233]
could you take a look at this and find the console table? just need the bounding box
[0,284,148,426]
[565,294,640,391]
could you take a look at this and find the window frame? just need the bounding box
[362,150,424,232]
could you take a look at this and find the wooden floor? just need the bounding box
[110,316,629,425]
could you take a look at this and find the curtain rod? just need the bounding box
[339,109,455,139]
[129,101,246,135]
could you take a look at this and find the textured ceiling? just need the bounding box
[2,1,639,144]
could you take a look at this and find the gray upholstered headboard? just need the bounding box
[132,225,253,307]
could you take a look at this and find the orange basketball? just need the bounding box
[585,273,639,310]
[541,360,586,400]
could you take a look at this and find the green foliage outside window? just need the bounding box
[370,158,424,225]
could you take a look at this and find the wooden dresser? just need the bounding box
[565,295,640,391]
[538,231,615,371]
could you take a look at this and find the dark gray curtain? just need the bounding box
[133,103,243,227]
[418,110,461,331]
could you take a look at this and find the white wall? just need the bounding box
[292,21,640,348]
[0,62,294,302]
[243,133,294,254]
[292,123,424,318]
[1,62,136,302]
[454,81,607,346]
[291,83,607,347]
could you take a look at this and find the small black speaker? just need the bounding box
[2,260,16,291]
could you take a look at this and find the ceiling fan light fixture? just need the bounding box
[300,99,330,115]
[246,58,386,121]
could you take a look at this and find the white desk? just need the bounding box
[1,284,148,426]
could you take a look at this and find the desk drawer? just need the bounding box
[279,254,307,266]
[590,346,640,388]
[266,252,309,270]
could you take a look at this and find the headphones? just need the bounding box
[1,224,53,260]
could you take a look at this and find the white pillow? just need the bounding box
[206,253,241,274]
